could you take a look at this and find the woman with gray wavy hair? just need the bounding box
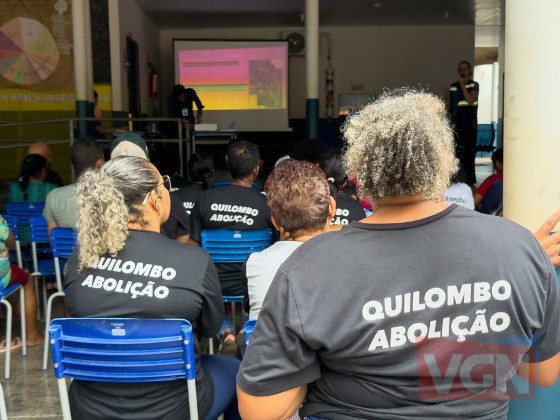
[237,89,560,419]
[63,156,242,419]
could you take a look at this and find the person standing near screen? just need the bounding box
[167,84,204,131]
[447,60,479,186]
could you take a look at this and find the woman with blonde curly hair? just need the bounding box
[237,89,560,419]
[63,156,242,419]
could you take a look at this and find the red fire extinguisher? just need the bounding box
[149,62,158,98]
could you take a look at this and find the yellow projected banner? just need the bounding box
[0,84,112,112]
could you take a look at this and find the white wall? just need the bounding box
[160,25,474,119]
[110,0,161,115]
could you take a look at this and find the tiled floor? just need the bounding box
[0,158,495,419]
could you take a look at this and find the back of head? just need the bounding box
[319,148,347,193]
[492,147,503,166]
[265,160,330,235]
[18,153,47,192]
[188,152,214,189]
[227,140,260,180]
[76,156,160,270]
[110,133,149,160]
[291,138,328,164]
[173,84,186,98]
[343,88,458,202]
[28,141,52,163]
[71,137,103,178]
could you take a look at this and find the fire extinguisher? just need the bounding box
[149,62,158,98]
[325,64,335,118]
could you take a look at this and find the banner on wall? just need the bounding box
[0,0,77,111]
[0,83,112,112]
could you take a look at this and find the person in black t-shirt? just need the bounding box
[190,140,275,356]
[175,151,214,217]
[318,148,366,227]
[64,156,241,420]
[237,89,560,420]
[447,60,479,185]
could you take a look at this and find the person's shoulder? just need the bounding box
[278,230,345,274]
[451,205,532,236]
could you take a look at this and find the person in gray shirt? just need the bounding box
[43,138,104,235]
[237,89,560,420]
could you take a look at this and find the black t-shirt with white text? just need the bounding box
[175,183,204,216]
[331,194,366,225]
[191,184,275,295]
[238,205,560,419]
[64,230,223,419]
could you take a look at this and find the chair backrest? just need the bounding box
[1,215,19,241]
[6,202,45,225]
[50,228,77,259]
[29,216,50,245]
[244,319,257,350]
[201,229,273,263]
[213,182,260,192]
[49,318,196,381]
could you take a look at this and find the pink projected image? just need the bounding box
[178,46,286,110]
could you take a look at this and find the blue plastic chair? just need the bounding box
[201,229,272,352]
[6,202,46,247]
[243,319,257,350]
[29,216,54,317]
[213,181,260,192]
[43,227,77,371]
[201,229,273,263]
[49,318,198,420]
[0,215,27,379]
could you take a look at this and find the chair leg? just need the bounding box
[43,291,65,371]
[208,339,214,354]
[1,299,12,380]
[0,383,7,420]
[41,278,48,321]
[57,378,71,420]
[187,378,199,420]
[19,285,26,357]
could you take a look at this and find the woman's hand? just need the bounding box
[534,209,560,267]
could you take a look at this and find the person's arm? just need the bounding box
[460,78,479,106]
[517,352,560,387]
[5,230,15,249]
[241,260,250,314]
[47,222,58,242]
[193,91,204,124]
[175,234,189,243]
[237,385,307,420]
[534,209,560,267]
[473,192,484,207]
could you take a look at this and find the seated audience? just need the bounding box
[243,160,335,320]
[44,138,104,234]
[0,216,43,350]
[190,140,275,356]
[28,141,63,186]
[110,134,190,243]
[176,152,214,216]
[9,154,58,244]
[237,89,560,420]
[319,148,366,225]
[9,154,57,203]
[474,147,503,208]
[64,156,240,419]
[443,167,475,209]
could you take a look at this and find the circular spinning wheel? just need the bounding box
[0,17,60,85]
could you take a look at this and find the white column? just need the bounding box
[503,0,560,231]
[108,0,122,112]
[84,0,94,104]
[72,0,89,136]
[496,23,505,147]
[305,0,319,138]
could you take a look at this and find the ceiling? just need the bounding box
[134,0,502,30]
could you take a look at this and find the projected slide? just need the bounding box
[178,46,287,111]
